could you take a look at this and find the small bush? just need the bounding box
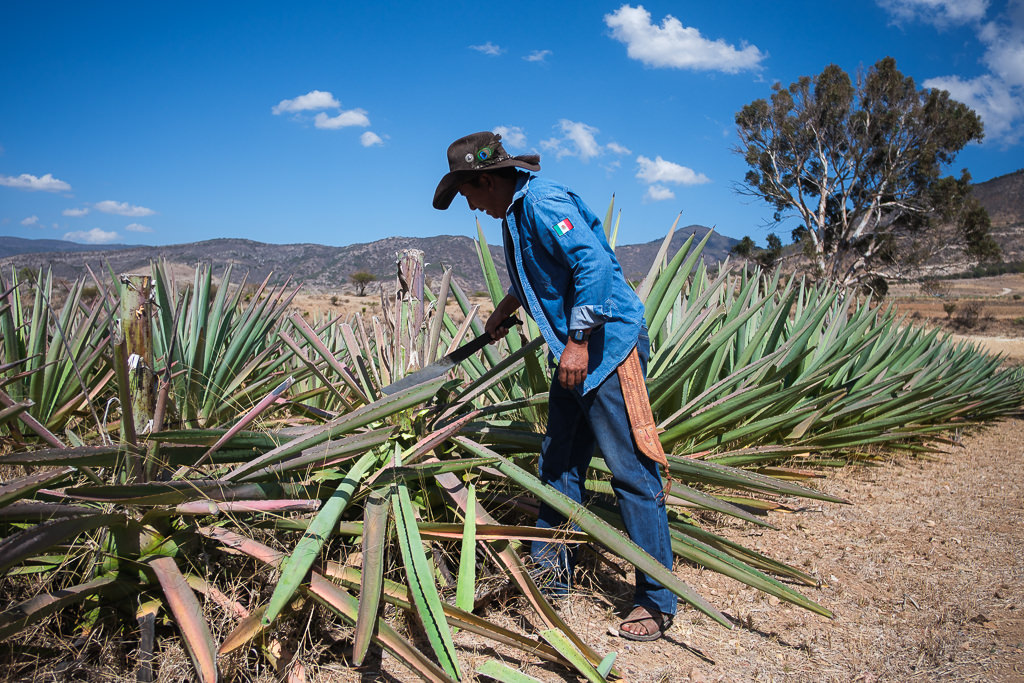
[952,301,984,329]
[920,279,950,298]
[943,302,958,319]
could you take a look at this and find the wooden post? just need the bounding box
[119,274,156,440]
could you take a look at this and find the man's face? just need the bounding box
[458,177,505,219]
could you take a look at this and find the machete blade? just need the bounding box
[379,315,521,395]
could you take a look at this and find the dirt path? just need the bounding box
[459,417,1024,682]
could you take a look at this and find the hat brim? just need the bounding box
[433,155,540,210]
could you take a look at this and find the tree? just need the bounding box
[730,236,756,259]
[731,233,783,273]
[350,270,377,296]
[735,57,999,293]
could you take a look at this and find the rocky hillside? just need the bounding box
[3,168,1018,291]
[972,169,1024,260]
[0,227,734,294]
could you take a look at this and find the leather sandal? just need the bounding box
[617,605,673,642]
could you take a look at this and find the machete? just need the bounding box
[379,315,522,395]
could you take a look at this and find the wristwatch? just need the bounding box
[569,328,591,343]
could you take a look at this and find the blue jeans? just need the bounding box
[530,332,676,617]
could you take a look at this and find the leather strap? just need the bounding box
[617,346,667,467]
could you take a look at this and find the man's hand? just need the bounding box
[558,338,589,390]
[485,294,521,341]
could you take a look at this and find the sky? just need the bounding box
[1,1,1023,251]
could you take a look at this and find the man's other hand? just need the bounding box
[558,339,589,390]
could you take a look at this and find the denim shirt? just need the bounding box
[503,171,645,394]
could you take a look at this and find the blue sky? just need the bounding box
[2,1,1022,250]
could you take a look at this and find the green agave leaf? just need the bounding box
[477,660,545,682]
[392,479,462,680]
[0,512,122,576]
[64,481,311,506]
[174,499,320,516]
[429,460,605,667]
[243,427,394,480]
[263,449,378,625]
[223,376,445,481]
[326,563,568,667]
[199,526,456,683]
[0,576,125,641]
[454,482,477,626]
[218,604,268,655]
[0,501,99,521]
[592,503,828,615]
[0,466,75,508]
[454,437,730,628]
[540,629,608,683]
[198,375,294,464]
[0,444,142,468]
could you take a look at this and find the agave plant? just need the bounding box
[0,268,114,440]
[1,228,1022,682]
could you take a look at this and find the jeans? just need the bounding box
[530,332,676,617]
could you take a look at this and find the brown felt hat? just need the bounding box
[433,131,540,210]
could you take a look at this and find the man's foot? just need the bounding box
[617,605,672,642]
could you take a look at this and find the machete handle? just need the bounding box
[490,314,523,339]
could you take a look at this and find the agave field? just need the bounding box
[1,217,1022,682]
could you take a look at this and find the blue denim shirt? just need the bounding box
[503,171,645,394]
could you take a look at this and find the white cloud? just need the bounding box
[94,200,155,217]
[360,131,384,147]
[314,109,370,129]
[645,185,675,201]
[606,141,632,155]
[924,74,1022,143]
[912,1,1024,143]
[470,42,504,56]
[636,155,711,185]
[63,228,119,244]
[21,215,39,226]
[541,120,604,161]
[524,49,552,63]
[0,172,71,192]
[62,207,89,217]
[878,0,989,27]
[493,125,527,148]
[125,222,153,233]
[272,90,340,115]
[605,5,765,73]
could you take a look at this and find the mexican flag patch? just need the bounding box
[553,218,574,236]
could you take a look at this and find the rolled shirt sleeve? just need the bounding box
[523,195,616,331]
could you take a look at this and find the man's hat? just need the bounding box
[433,131,540,210]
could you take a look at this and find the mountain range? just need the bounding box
[2,168,1021,292]
[0,226,734,295]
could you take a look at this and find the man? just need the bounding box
[433,131,675,641]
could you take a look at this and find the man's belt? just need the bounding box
[617,346,667,467]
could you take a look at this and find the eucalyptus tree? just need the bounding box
[735,57,998,293]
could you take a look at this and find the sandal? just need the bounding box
[617,605,673,642]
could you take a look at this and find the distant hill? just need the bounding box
[4,168,1017,291]
[0,227,735,294]
[972,169,1024,261]
[0,236,134,257]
